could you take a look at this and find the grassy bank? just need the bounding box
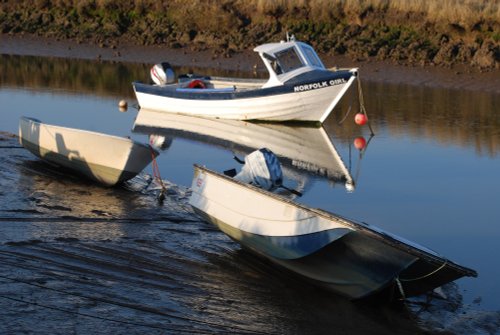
[1,0,499,69]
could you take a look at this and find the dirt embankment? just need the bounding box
[0,1,499,70]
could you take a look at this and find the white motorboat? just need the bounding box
[133,38,358,124]
[19,116,158,186]
[189,164,477,300]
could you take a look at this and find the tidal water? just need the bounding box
[0,54,499,334]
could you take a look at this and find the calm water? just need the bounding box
[1,54,499,332]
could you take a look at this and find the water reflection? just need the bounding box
[132,109,360,193]
[0,134,424,334]
[2,53,498,157]
[18,161,143,218]
[0,54,259,99]
[328,81,500,158]
[1,53,500,328]
[0,54,143,98]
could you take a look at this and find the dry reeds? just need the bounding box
[2,0,499,68]
[389,0,500,26]
[245,0,500,25]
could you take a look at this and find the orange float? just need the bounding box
[354,113,367,126]
[354,137,366,150]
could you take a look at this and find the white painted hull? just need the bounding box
[189,165,477,299]
[19,117,157,186]
[133,73,357,123]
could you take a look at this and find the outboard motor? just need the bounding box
[234,148,283,191]
[150,62,175,85]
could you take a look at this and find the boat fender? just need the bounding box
[151,62,175,85]
[187,79,206,89]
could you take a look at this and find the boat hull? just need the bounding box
[19,117,157,186]
[189,165,477,300]
[133,70,357,123]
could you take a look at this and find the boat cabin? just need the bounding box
[254,40,326,88]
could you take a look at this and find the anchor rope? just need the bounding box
[357,76,375,136]
[394,259,449,303]
[395,277,406,300]
[394,277,421,324]
[399,260,449,282]
[337,81,355,125]
[150,146,167,203]
[337,75,375,136]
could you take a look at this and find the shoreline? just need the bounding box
[1,33,500,94]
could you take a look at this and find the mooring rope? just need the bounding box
[357,76,375,136]
[337,81,355,125]
[395,277,406,300]
[399,260,449,282]
[150,147,167,203]
[336,75,375,136]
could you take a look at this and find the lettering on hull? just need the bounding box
[294,78,347,92]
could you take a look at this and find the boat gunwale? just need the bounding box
[20,116,158,154]
[192,164,478,278]
[133,69,356,101]
[185,75,267,85]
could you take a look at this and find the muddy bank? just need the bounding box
[2,127,500,334]
[1,34,500,94]
[1,1,499,71]
[0,132,428,335]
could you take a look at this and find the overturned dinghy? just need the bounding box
[19,116,158,186]
[189,162,477,300]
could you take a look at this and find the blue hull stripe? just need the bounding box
[133,70,354,101]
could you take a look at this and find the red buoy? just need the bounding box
[354,113,367,126]
[354,137,366,150]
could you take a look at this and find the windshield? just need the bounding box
[302,45,323,68]
[274,47,304,74]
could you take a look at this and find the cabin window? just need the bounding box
[274,47,304,73]
[302,45,323,68]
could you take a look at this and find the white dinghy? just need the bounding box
[133,38,358,124]
[19,116,158,186]
[189,163,477,300]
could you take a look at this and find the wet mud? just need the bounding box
[1,30,499,333]
[0,132,427,334]
[2,131,499,334]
